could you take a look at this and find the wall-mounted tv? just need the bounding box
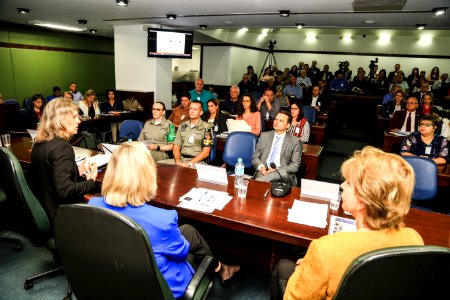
[147,28,193,59]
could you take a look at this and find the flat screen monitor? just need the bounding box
[147,28,193,59]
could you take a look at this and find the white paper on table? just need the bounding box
[196,164,229,186]
[301,179,340,202]
[101,143,120,154]
[287,200,328,228]
[179,188,233,212]
[226,119,251,133]
[328,215,357,235]
[85,153,111,168]
[388,131,409,136]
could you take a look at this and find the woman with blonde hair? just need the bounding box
[79,89,100,118]
[31,98,97,221]
[271,146,424,300]
[88,142,239,299]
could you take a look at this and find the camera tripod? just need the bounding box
[258,51,278,82]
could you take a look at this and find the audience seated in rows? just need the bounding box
[257,88,280,121]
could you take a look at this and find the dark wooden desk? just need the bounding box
[383,132,404,153]
[216,137,323,180]
[93,165,450,248]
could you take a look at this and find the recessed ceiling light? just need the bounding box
[90,29,97,34]
[116,0,128,7]
[17,8,30,14]
[199,25,207,30]
[224,20,234,25]
[416,24,427,30]
[30,20,86,32]
[296,23,305,29]
[167,14,177,20]
[239,27,249,33]
[279,10,290,17]
[432,7,447,16]
[363,20,376,24]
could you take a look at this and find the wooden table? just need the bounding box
[383,132,404,153]
[93,165,450,248]
[216,137,323,180]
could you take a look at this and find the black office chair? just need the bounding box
[333,245,450,300]
[0,187,22,252]
[55,204,215,300]
[0,147,63,289]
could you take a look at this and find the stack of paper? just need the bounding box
[178,188,233,213]
[287,200,328,228]
[301,179,340,202]
[86,153,111,168]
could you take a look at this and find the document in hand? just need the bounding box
[86,153,111,168]
[301,179,340,202]
[226,119,251,133]
[196,164,229,186]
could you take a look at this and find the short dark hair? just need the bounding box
[419,114,439,127]
[190,100,202,109]
[32,93,44,102]
[154,101,166,111]
[180,91,191,100]
[277,110,292,124]
[106,88,115,95]
[53,86,61,92]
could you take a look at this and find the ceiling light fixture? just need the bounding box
[239,27,249,33]
[17,8,30,14]
[30,21,86,32]
[199,25,207,30]
[416,24,426,30]
[296,23,305,29]
[432,7,448,16]
[115,0,128,7]
[279,10,290,17]
[90,29,97,34]
[167,14,177,20]
[78,19,87,25]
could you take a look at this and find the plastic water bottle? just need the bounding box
[265,111,270,120]
[234,158,245,187]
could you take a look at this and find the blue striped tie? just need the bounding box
[268,136,281,165]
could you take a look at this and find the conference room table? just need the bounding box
[216,137,323,180]
[9,137,450,248]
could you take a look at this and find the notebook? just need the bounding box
[226,119,251,133]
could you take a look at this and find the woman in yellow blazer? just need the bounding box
[271,146,424,300]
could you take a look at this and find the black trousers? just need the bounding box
[270,259,296,300]
[179,224,216,269]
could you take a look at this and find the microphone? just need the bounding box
[269,162,283,181]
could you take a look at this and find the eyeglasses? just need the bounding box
[152,108,163,111]
[419,123,433,127]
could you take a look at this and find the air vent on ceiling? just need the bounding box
[353,0,407,11]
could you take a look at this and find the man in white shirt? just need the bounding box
[296,69,312,88]
[252,111,302,185]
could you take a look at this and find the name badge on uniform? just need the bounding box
[181,115,185,120]
[295,127,300,134]
[188,135,195,144]
[214,125,218,132]
[425,146,431,155]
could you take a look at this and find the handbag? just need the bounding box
[122,97,143,112]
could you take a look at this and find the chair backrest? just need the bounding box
[333,245,450,300]
[302,106,316,123]
[403,156,438,200]
[207,135,217,164]
[119,119,144,140]
[54,204,174,300]
[222,131,258,168]
[24,97,32,109]
[0,147,52,246]
[4,99,18,106]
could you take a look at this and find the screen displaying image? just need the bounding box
[148,29,193,59]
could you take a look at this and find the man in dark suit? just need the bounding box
[252,111,302,185]
[318,64,334,85]
[389,97,421,133]
[412,82,430,104]
[303,85,328,111]
[387,63,405,83]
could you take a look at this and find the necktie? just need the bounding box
[406,112,412,132]
[268,136,281,165]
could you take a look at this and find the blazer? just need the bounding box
[201,110,229,134]
[389,110,421,132]
[318,71,334,84]
[88,197,194,299]
[302,94,328,111]
[30,137,95,221]
[252,131,302,184]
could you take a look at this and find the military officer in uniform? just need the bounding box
[159,100,214,168]
[138,101,174,162]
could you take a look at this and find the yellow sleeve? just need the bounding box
[284,240,328,300]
